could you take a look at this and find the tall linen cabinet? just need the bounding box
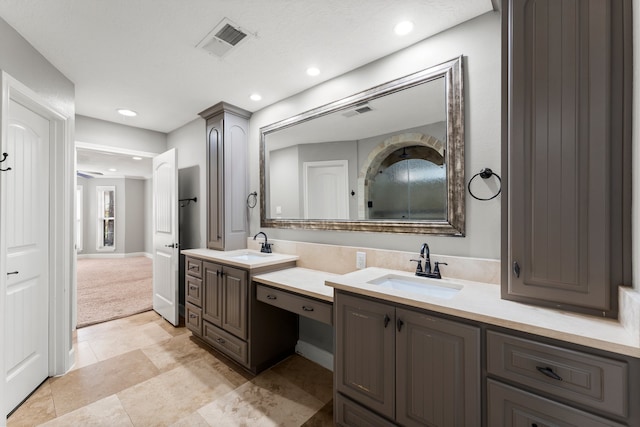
[501,0,632,317]
[199,102,251,251]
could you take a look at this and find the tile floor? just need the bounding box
[7,311,334,427]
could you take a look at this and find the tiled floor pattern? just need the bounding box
[7,311,334,427]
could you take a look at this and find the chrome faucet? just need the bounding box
[253,232,272,253]
[411,243,448,279]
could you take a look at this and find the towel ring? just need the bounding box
[246,191,258,208]
[467,168,501,201]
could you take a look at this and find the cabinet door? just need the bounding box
[503,0,631,315]
[221,266,248,340]
[202,262,222,327]
[335,292,395,420]
[206,114,224,250]
[396,308,480,427]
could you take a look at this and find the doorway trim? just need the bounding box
[0,72,73,419]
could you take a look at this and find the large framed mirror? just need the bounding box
[260,56,464,235]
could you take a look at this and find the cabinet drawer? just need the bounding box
[335,393,396,427]
[256,284,333,325]
[186,303,202,335]
[186,257,202,278]
[203,320,248,365]
[487,331,628,418]
[186,275,202,307]
[488,380,625,427]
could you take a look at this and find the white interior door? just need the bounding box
[152,148,179,326]
[303,160,349,219]
[2,99,50,413]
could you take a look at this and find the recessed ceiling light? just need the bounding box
[132,156,142,160]
[306,67,320,77]
[394,21,414,36]
[250,93,262,101]
[108,168,117,172]
[117,109,137,117]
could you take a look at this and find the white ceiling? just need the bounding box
[76,147,152,179]
[0,0,493,135]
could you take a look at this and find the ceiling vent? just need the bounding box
[197,18,254,58]
[342,103,373,118]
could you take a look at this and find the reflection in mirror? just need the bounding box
[260,56,464,235]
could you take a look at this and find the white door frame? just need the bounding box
[0,72,73,420]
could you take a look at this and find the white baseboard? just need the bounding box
[295,340,333,371]
[77,252,151,259]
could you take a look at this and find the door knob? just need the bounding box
[164,243,179,248]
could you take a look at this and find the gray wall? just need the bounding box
[0,17,74,119]
[76,115,167,154]
[78,177,146,255]
[249,11,501,259]
[125,179,146,253]
[167,117,207,251]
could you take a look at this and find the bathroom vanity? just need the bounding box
[182,248,299,373]
[327,268,640,427]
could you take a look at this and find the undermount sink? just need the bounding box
[367,274,462,299]
[227,251,272,261]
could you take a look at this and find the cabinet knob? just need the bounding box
[216,338,225,344]
[397,319,404,332]
[383,314,390,328]
[513,261,521,278]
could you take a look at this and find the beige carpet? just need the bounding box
[77,257,153,328]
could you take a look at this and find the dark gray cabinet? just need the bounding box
[488,381,626,427]
[199,102,251,251]
[486,329,640,426]
[335,292,480,427]
[202,261,247,341]
[184,255,298,373]
[501,0,632,316]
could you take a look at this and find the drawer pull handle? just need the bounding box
[383,314,390,328]
[266,294,277,300]
[189,266,199,271]
[536,366,562,381]
[216,338,226,344]
[189,285,197,290]
[397,318,404,332]
[302,306,314,312]
[189,313,197,319]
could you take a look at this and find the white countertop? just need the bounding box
[181,248,299,270]
[253,268,338,302]
[326,267,640,358]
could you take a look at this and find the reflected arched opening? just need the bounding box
[367,145,446,219]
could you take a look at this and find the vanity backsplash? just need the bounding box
[246,238,500,285]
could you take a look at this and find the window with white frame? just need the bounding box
[76,185,83,251]
[96,186,115,250]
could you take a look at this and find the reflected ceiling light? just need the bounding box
[132,156,142,160]
[394,20,414,36]
[250,93,262,101]
[117,108,137,117]
[108,168,117,172]
[306,67,320,77]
